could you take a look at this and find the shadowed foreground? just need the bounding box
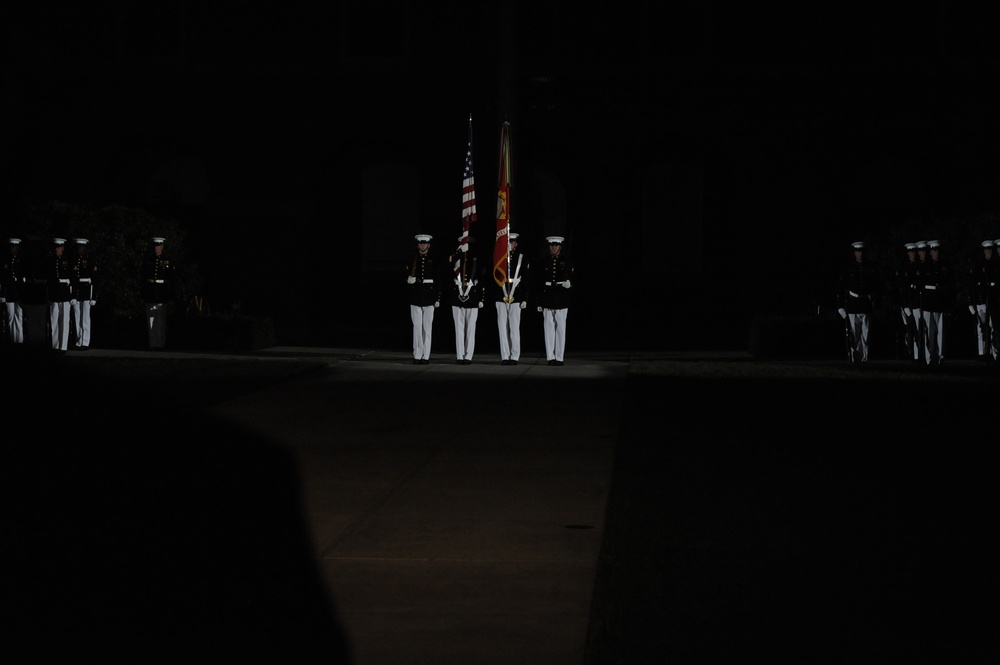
[3,350,351,664]
[5,349,997,664]
[585,361,999,663]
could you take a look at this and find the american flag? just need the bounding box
[460,114,477,246]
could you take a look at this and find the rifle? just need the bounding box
[916,310,928,364]
[978,309,991,348]
[843,313,857,363]
[905,310,917,359]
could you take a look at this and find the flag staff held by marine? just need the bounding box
[494,120,512,287]
[459,113,477,255]
[449,113,484,364]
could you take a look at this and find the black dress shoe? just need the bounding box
[413,359,422,364]
[510,360,517,365]
[501,359,510,365]
[548,360,556,366]
[555,360,564,366]
[421,359,430,364]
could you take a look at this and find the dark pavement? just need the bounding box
[5,345,996,664]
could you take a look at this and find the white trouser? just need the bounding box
[921,310,944,364]
[972,303,996,358]
[49,301,71,351]
[410,304,435,360]
[495,301,523,361]
[146,302,168,349]
[5,301,24,343]
[847,312,869,362]
[452,306,479,360]
[542,307,568,361]
[70,299,93,348]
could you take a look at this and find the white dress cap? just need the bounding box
[904,243,917,250]
[151,236,165,244]
[414,234,432,243]
[53,238,66,245]
[927,240,940,248]
[8,238,20,245]
[74,238,88,245]
[546,236,564,244]
[851,241,865,250]
[509,232,519,241]
[982,240,995,248]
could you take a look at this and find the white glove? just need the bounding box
[407,276,416,284]
[0,297,5,304]
[903,307,911,317]
[434,301,440,308]
[477,301,483,308]
[969,305,977,315]
[561,280,571,289]
[90,300,96,306]
[459,243,469,253]
[70,299,77,305]
[519,301,526,309]
[511,277,520,287]
[837,308,847,319]
[537,306,543,313]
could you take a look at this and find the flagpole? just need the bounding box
[505,119,511,288]
[493,121,512,287]
[461,113,478,257]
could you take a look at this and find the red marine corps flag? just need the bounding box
[493,121,512,286]
[459,114,477,249]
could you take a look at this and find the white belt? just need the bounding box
[148,279,165,284]
[544,281,565,286]
[422,279,434,284]
[924,285,937,290]
[848,290,860,298]
[78,278,91,283]
[58,279,70,284]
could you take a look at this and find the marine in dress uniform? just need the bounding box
[918,239,953,366]
[47,238,73,353]
[535,235,574,365]
[1,238,25,344]
[893,242,920,361]
[406,234,441,364]
[911,240,929,358]
[448,235,485,364]
[141,236,175,350]
[836,241,876,363]
[966,239,998,362]
[69,238,98,350]
[495,232,530,365]
[21,237,51,347]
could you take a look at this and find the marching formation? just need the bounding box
[1,236,101,353]
[2,235,175,353]
[838,237,1000,366]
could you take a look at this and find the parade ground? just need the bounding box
[5,345,996,664]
